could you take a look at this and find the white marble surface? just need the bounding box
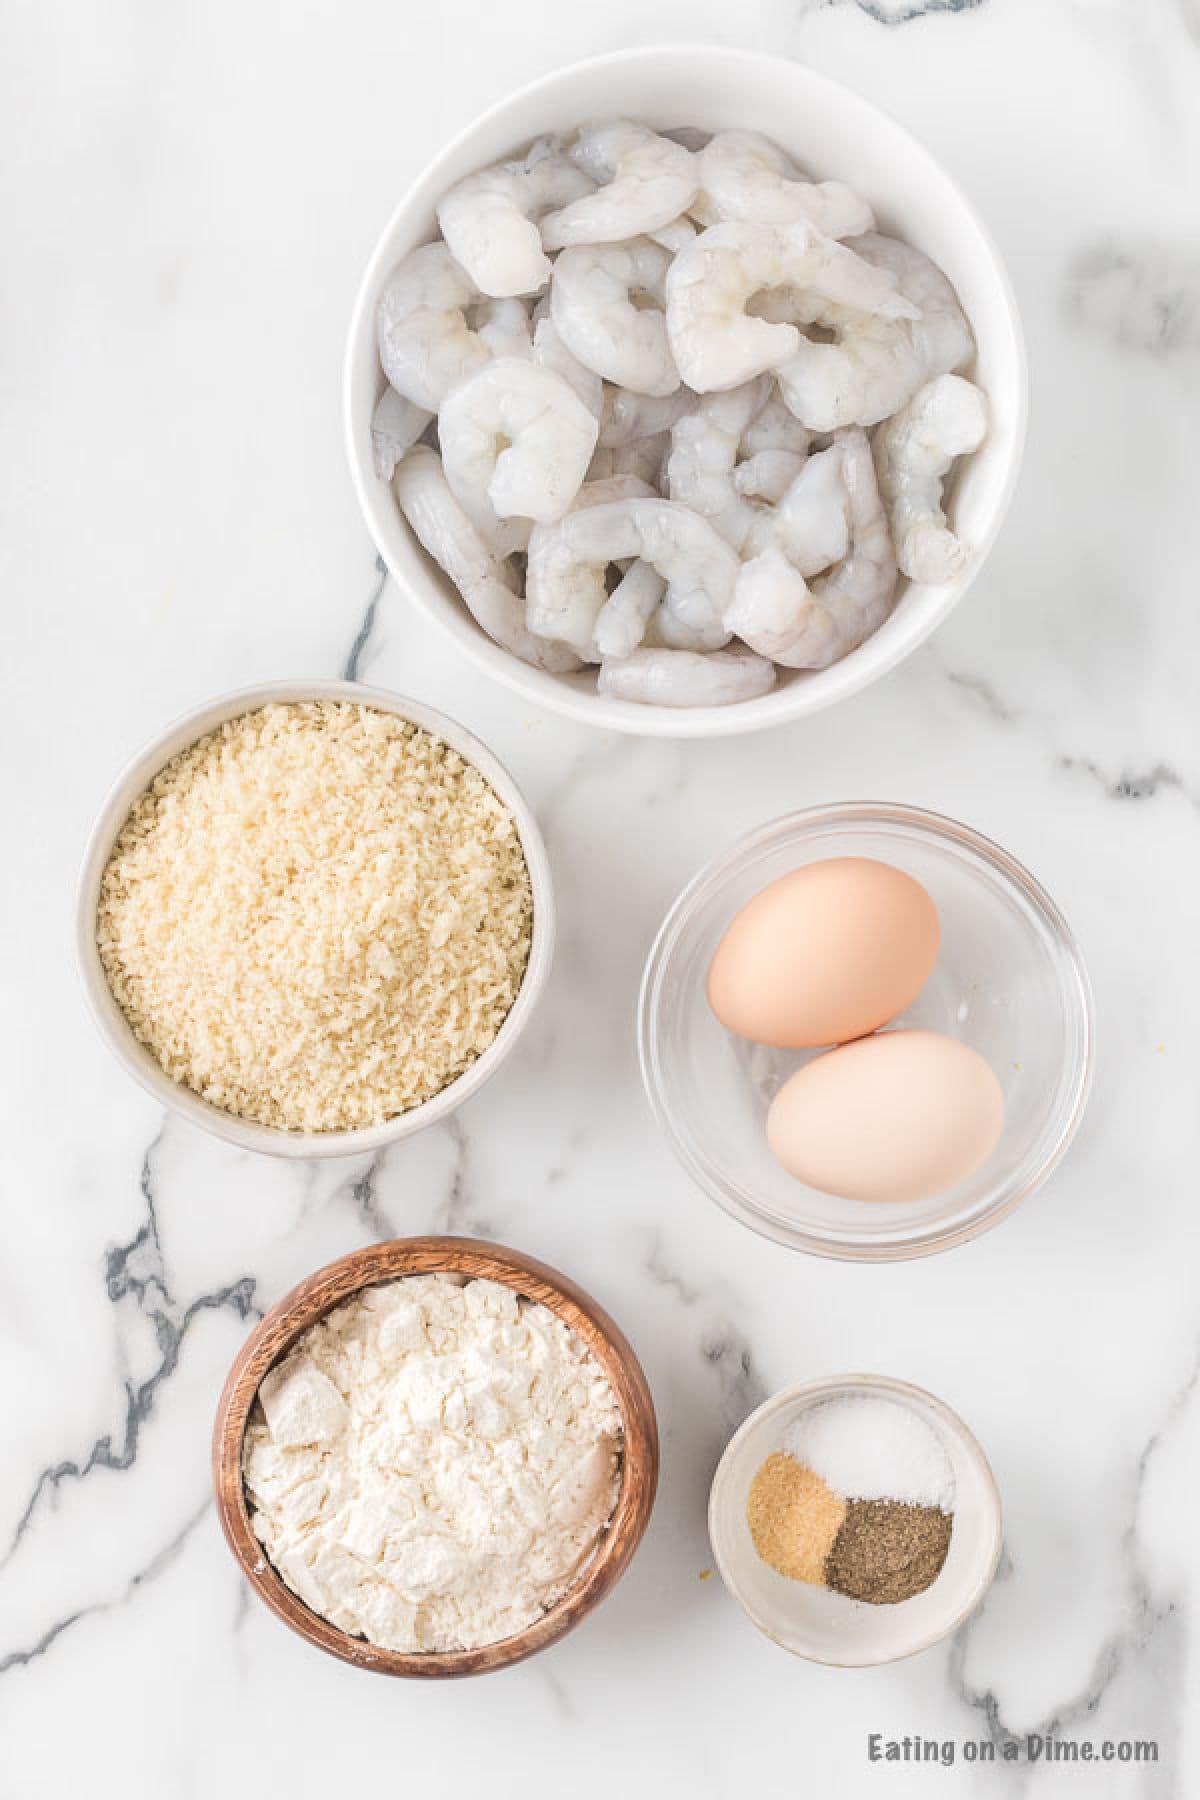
[3,1,1197,1794]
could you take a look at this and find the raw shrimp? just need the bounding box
[773,444,851,574]
[527,497,738,658]
[437,139,594,297]
[473,297,533,360]
[650,215,697,256]
[665,377,772,552]
[393,447,581,672]
[526,474,657,657]
[664,220,917,393]
[377,242,492,411]
[727,429,897,668]
[740,390,812,459]
[622,430,672,484]
[776,231,974,431]
[551,238,680,396]
[530,316,604,417]
[598,646,776,707]
[733,448,808,504]
[873,373,987,583]
[599,385,695,448]
[542,121,699,249]
[698,131,873,240]
[592,560,667,658]
[438,358,599,540]
[371,387,432,480]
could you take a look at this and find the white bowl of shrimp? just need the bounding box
[344,45,1026,737]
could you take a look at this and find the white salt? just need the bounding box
[783,1396,955,1509]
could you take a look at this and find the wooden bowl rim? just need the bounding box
[212,1235,659,1678]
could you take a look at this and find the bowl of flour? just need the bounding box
[213,1236,659,1677]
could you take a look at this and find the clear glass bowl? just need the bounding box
[638,803,1094,1261]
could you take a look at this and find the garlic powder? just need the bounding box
[243,1274,623,1653]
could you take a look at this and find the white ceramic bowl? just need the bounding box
[709,1374,1002,1666]
[639,804,1094,1260]
[345,45,1027,738]
[77,680,554,1160]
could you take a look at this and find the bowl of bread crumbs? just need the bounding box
[77,681,554,1157]
[708,1374,1001,1666]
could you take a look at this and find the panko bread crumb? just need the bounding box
[96,702,532,1132]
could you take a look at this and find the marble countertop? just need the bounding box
[4,0,1196,1794]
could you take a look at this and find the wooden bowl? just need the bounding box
[212,1236,659,1678]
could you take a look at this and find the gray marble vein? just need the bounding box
[947,1337,1200,1787]
[701,1324,767,1429]
[944,666,1020,725]
[1,1130,258,1575]
[0,1501,209,1679]
[435,1114,492,1236]
[1063,241,1200,358]
[342,553,389,682]
[644,1233,705,1308]
[1060,755,1194,809]
[802,0,987,22]
[344,1151,394,1240]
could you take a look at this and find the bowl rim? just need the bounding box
[75,679,555,1160]
[638,800,1096,1260]
[342,42,1029,739]
[212,1235,659,1678]
[707,1371,1003,1667]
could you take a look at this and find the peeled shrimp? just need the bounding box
[527,497,738,658]
[551,238,680,396]
[472,297,534,360]
[598,646,776,707]
[698,131,873,240]
[542,121,698,250]
[530,316,604,417]
[727,428,897,668]
[873,373,987,583]
[604,430,672,491]
[665,377,772,552]
[665,220,917,393]
[740,391,812,459]
[733,448,808,504]
[650,215,698,256]
[377,243,493,411]
[393,447,581,672]
[527,475,657,657]
[776,231,974,431]
[437,139,594,298]
[438,358,599,540]
[599,385,695,447]
[592,561,667,658]
[371,387,432,480]
[773,444,852,574]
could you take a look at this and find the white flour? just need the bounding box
[243,1273,623,1653]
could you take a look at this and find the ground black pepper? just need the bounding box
[825,1499,952,1604]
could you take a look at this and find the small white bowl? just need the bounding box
[709,1375,1002,1666]
[344,44,1027,738]
[76,680,554,1160]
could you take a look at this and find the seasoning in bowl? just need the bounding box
[746,1395,954,1604]
[242,1273,623,1653]
[96,701,531,1132]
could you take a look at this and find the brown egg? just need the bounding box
[766,1029,1005,1203]
[707,858,940,1048]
